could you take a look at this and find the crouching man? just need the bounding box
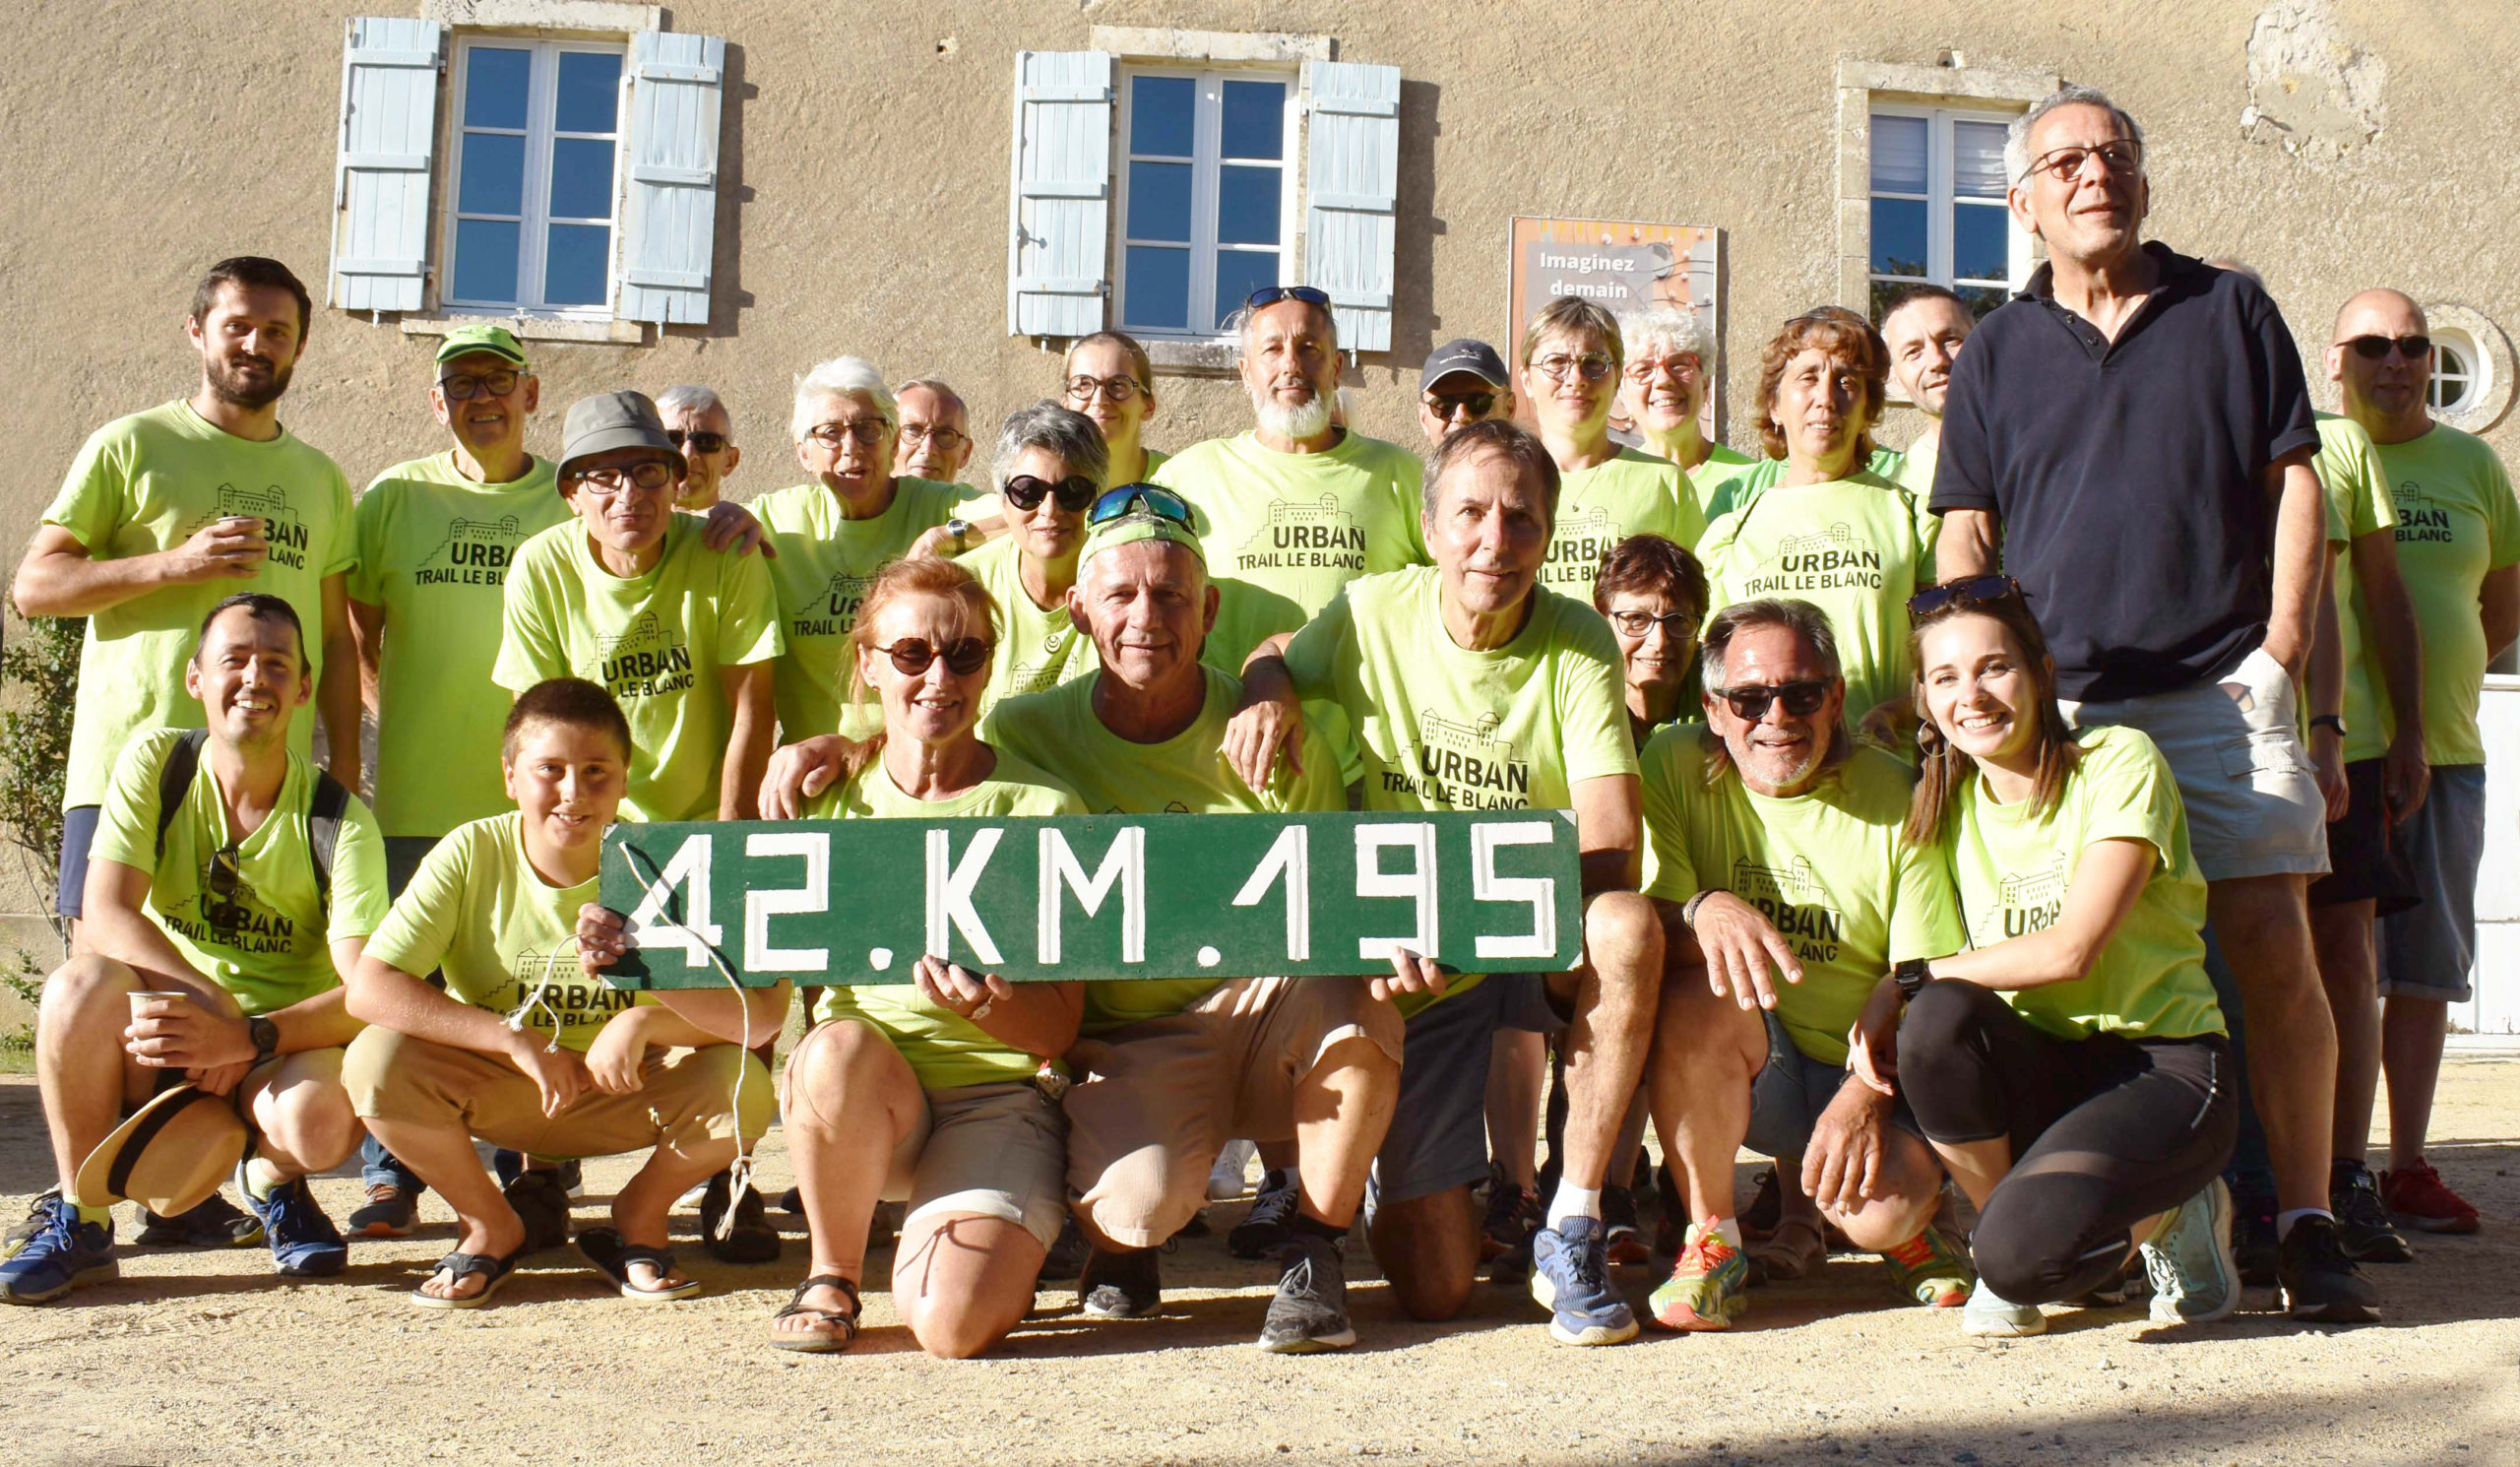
[3,594,389,1303]
[342,677,785,1308]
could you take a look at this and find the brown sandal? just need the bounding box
[769,1274,861,1353]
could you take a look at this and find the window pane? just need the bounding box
[464,47,531,130]
[2431,343,2474,411]
[458,132,526,215]
[1953,202,2009,282]
[1956,285,2009,319]
[548,137,616,221]
[1870,114,1927,193]
[1213,251,1281,327]
[1127,160,1192,242]
[1217,164,1282,245]
[554,51,622,134]
[544,223,611,306]
[1221,81,1285,160]
[1121,245,1190,330]
[1871,198,1927,278]
[1954,120,2009,198]
[452,219,520,303]
[1131,76,1195,157]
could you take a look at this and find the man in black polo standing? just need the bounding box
[1930,86,2375,1323]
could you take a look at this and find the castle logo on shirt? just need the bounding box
[417,513,527,588]
[508,944,633,1035]
[1982,853,2068,943]
[1237,495,1364,573]
[189,484,311,571]
[1382,710,1533,810]
[1541,506,1618,585]
[793,571,872,638]
[1730,855,1845,961]
[2393,480,2455,544]
[1740,523,1883,596]
[593,611,693,698]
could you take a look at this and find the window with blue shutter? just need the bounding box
[443,37,628,313]
[330,18,444,312]
[619,32,726,326]
[1301,62,1401,354]
[1008,51,1116,339]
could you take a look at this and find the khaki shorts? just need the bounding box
[875,1078,1070,1250]
[343,1027,773,1159]
[1065,976,1403,1249]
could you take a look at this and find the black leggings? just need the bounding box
[1899,980,2237,1305]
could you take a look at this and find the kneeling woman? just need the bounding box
[1860,582,2240,1337]
[774,556,1088,1358]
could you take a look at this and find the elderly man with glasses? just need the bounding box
[1930,85,2375,1323]
[896,377,976,486]
[657,383,744,512]
[1417,338,1517,446]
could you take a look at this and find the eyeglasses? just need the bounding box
[2341,334,2431,361]
[1065,374,1145,405]
[2017,139,2143,184]
[874,637,991,677]
[804,418,887,448]
[1907,574,2027,619]
[1608,608,1698,640]
[1087,483,1195,527]
[901,423,969,450]
[1244,285,1333,312]
[1713,680,1832,721]
[437,368,523,401]
[203,843,248,937]
[663,429,728,454]
[1624,354,1701,383]
[566,461,676,493]
[1422,392,1497,421]
[1534,352,1615,384]
[1003,474,1100,513]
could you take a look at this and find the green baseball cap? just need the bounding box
[433,324,531,370]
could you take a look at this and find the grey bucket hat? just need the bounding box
[558,390,686,480]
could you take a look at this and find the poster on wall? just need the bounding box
[1505,217,1722,446]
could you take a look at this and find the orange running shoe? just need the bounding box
[1649,1222,1750,1331]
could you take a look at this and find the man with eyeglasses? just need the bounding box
[2,593,390,1304]
[1930,85,2375,1321]
[495,391,782,826]
[1877,285,1975,496]
[1618,305,1754,519]
[1637,597,1970,1333]
[896,377,976,486]
[657,383,743,512]
[1519,296,1706,595]
[1417,338,1516,446]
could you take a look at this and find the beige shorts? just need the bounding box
[343,1027,774,1159]
[1064,976,1404,1249]
[875,1078,1070,1250]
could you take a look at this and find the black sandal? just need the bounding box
[411,1244,527,1310]
[769,1274,861,1353]
[576,1227,702,1302]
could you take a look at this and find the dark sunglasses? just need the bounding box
[1423,392,1497,420]
[875,637,991,677]
[663,429,727,454]
[1713,680,1832,721]
[1907,574,2028,619]
[1003,474,1100,513]
[1244,285,1334,312]
[1087,483,1195,527]
[203,844,249,936]
[2342,334,2430,361]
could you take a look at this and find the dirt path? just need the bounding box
[6,1065,2516,1467]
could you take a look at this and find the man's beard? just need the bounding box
[1254,391,1332,441]
[206,353,293,411]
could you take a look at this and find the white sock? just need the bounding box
[2276,1207,2333,1242]
[1701,1216,1743,1251]
[1546,1183,1601,1232]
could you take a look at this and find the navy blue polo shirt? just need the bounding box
[1929,243,2319,702]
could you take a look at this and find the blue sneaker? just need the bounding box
[242,1167,347,1278]
[0,1194,116,1305]
[1529,1216,1639,1346]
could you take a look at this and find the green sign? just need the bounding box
[596,811,1586,989]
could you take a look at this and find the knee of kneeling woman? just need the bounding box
[908,1300,1018,1361]
[1897,980,1999,1070]
[1967,1206,2098,1307]
[267,1082,363,1173]
[786,1020,900,1110]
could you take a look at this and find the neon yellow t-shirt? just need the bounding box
[1896,431,1939,498]
[89,729,389,1017]
[1707,447,1909,522]
[364,811,654,1051]
[1683,444,1759,521]
[955,533,1098,714]
[349,453,571,837]
[1544,447,1710,596]
[751,477,972,739]
[984,665,1346,1033]
[1641,730,1962,1064]
[1697,469,1939,724]
[42,402,356,809]
[1945,726,2223,1043]
[805,752,1087,1089]
[2348,423,2520,766]
[2312,415,2400,763]
[492,514,784,823]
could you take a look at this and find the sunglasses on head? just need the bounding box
[1002,474,1100,513]
[663,429,727,454]
[874,637,991,677]
[1713,680,1832,721]
[2341,334,2430,361]
[1087,483,1195,527]
[1906,574,2028,619]
[1244,285,1334,312]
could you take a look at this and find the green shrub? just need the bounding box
[2,604,79,1050]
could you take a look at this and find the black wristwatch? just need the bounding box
[2309,714,2349,738]
[1892,958,1934,1002]
[248,1016,280,1066]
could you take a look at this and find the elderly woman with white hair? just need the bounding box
[753,355,979,739]
[955,400,1109,711]
[1617,304,1757,519]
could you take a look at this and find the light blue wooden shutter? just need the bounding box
[329,17,444,311]
[1006,50,1113,338]
[618,32,726,325]
[1302,62,1401,354]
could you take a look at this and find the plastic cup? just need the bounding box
[127,989,192,1022]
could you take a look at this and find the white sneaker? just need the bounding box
[2142,1178,2238,1325]
[1209,1139,1259,1201]
[1961,1279,2047,1337]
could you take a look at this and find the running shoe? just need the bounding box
[1209,1139,1258,1201]
[2329,1160,2414,1263]
[1648,1222,1749,1331]
[1228,1168,1301,1259]
[1881,1225,1973,1308]
[1257,1233,1354,1353]
[2382,1159,2482,1235]
[344,1182,417,1241]
[4,1187,63,1259]
[1038,1216,1089,1282]
[240,1168,346,1278]
[136,1190,264,1248]
[1960,1279,2047,1337]
[700,1170,783,1263]
[1480,1175,1543,1270]
[2232,1187,2279,1288]
[1530,1217,1639,1345]
[1078,1245,1163,1319]
[1603,1184,1649,1266]
[2141,1178,2239,1324]
[2277,1214,2382,1324]
[0,1194,115,1305]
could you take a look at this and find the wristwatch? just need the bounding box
[2309,714,2349,737]
[1892,958,1934,1002]
[248,1016,280,1066]
[944,517,975,552]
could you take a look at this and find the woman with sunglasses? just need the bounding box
[772,556,1089,1358]
[951,401,1108,713]
[1696,311,1938,747]
[1872,580,2238,1338]
[1061,331,1166,485]
[1517,296,1706,599]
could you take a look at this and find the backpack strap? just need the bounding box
[154,729,213,863]
[307,771,350,923]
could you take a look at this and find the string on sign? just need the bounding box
[618,841,764,1221]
